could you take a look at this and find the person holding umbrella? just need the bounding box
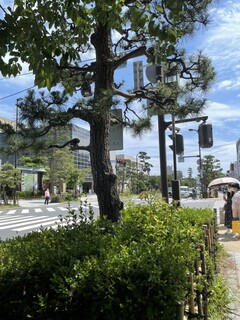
[231,182,240,240]
[223,184,234,234]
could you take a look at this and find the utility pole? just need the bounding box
[159,116,208,203]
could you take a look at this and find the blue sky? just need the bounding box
[0,0,240,177]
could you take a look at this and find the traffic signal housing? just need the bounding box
[198,123,213,148]
[169,133,184,155]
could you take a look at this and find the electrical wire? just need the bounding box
[0,86,36,101]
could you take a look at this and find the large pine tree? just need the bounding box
[0,0,215,221]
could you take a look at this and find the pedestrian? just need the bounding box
[223,184,234,234]
[192,187,197,199]
[44,188,50,205]
[230,182,240,240]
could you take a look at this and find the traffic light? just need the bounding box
[169,133,184,155]
[198,123,213,148]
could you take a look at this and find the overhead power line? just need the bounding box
[0,86,36,101]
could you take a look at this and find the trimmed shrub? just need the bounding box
[0,200,226,320]
[16,190,44,199]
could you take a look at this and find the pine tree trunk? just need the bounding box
[90,119,123,222]
[89,23,123,222]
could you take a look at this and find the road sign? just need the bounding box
[109,109,123,151]
[133,61,144,90]
[178,156,184,163]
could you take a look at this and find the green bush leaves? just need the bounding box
[0,201,222,319]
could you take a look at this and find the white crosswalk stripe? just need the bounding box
[0,215,23,222]
[21,209,30,214]
[0,204,94,236]
[0,214,62,233]
[58,207,69,211]
[0,216,55,229]
[14,218,61,232]
[46,207,56,212]
[0,216,35,224]
[6,210,17,215]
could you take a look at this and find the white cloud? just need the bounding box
[200,1,240,85]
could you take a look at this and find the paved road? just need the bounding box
[0,196,225,241]
[0,202,99,241]
[181,197,225,210]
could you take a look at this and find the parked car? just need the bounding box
[180,186,190,198]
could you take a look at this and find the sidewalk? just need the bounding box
[218,227,240,319]
[18,194,99,208]
[214,199,240,319]
[18,199,58,207]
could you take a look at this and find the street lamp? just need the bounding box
[189,128,203,196]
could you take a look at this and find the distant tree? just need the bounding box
[0,164,21,205]
[48,149,76,194]
[0,1,215,222]
[148,176,160,191]
[116,159,135,193]
[20,156,48,168]
[67,168,90,196]
[202,155,223,194]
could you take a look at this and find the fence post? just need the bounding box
[189,273,195,314]
[176,301,184,320]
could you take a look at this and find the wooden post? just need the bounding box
[188,273,195,314]
[176,301,184,320]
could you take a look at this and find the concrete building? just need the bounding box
[70,124,92,192]
[0,118,93,192]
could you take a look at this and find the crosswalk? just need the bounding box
[0,206,81,234]
[0,206,75,215]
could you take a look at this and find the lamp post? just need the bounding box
[189,128,203,196]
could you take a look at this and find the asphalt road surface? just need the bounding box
[0,196,224,241]
[0,202,99,241]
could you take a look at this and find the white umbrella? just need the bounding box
[208,177,240,188]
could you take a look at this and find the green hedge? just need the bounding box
[16,190,44,199]
[0,201,227,319]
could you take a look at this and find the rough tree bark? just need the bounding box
[89,24,123,222]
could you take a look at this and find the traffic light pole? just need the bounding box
[158,114,169,203]
[171,114,180,204]
[158,115,208,204]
